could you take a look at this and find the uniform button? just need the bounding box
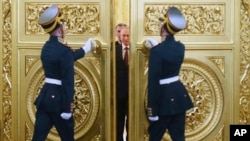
[184,94,187,97]
[171,98,174,101]
[52,95,55,98]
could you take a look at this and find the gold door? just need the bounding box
[128,0,249,141]
[1,0,113,141]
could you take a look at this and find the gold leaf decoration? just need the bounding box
[144,4,224,35]
[26,3,100,35]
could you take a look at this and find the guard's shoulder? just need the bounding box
[58,42,72,50]
[57,37,71,48]
[175,40,185,48]
[150,44,161,56]
[151,43,162,50]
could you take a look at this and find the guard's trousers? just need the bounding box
[32,108,74,141]
[148,112,186,141]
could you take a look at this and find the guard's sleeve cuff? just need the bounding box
[147,108,153,116]
[148,116,159,121]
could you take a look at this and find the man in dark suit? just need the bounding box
[32,5,95,141]
[116,26,130,141]
[146,7,194,141]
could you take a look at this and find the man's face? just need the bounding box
[120,27,130,46]
[115,25,125,42]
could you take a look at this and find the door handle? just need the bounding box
[91,39,102,55]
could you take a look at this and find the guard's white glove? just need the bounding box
[148,116,159,121]
[82,38,93,54]
[145,37,159,49]
[60,112,72,120]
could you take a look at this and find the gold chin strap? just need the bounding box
[44,16,64,33]
[160,17,177,35]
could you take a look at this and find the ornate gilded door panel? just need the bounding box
[128,0,246,141]
[10,0,111,141]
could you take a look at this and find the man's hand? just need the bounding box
[60,113,72,120]
[148,116,159,121]
[82,38,94,54]
[145,38,159,49]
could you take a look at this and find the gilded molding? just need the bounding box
[25,56,40,75]
[239,0,250,124]
[25,122,32,141]
[26,63,100,140]
[207,57,225,76]
[2,0,12,140]
[213,125,224,141]
[86,57,101,76]
[90,126,102,141]
[25,3,100,35]
[144,4,224,35]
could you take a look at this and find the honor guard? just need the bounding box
[146,6,194,141]
[32,5,95,141]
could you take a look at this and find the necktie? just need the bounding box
[124,47,129,66]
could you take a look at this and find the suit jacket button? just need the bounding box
[171,98,174,101]
[52,95,55,98]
